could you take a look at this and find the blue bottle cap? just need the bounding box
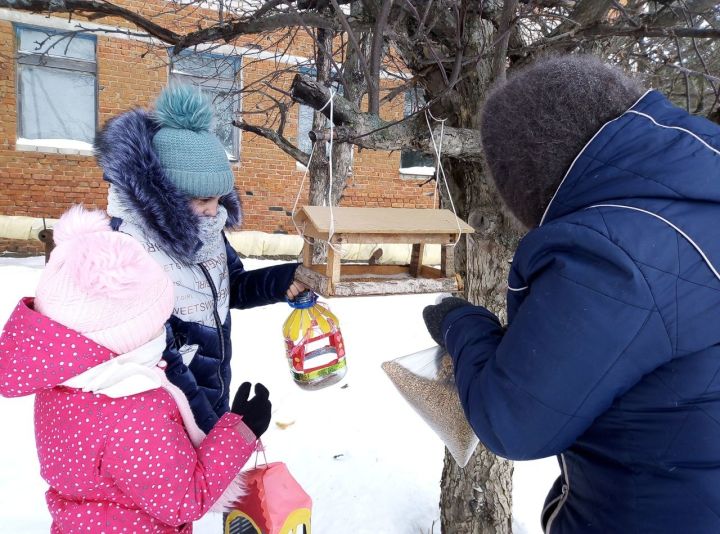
[288,290,318,309]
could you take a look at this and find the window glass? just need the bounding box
[16,26,97,143]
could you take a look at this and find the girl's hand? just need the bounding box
[286,280,308,300]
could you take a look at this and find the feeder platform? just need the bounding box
[293,206,474,297]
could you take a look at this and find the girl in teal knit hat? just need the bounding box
[95,83,305,433]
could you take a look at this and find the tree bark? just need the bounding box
[308,28,337,210]
[291,74,484,160]
[425,10,525,533]
[438,158,523,534]
[306,18,367,261]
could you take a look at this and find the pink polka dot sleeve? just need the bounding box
[101,401,256,527]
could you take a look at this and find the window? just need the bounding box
[170,51,241,160]
[400,89,435,175]
[15,26,97,147]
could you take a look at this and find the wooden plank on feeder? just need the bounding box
[326,246,341,293]
[410,243,425,277]
[331,276,459,297]
[441,244,455,277]
[296,207,474,241]
[302,241,314,267]
[295,264,460,297]
[329,233,458,245]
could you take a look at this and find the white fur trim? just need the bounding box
[61,330,208,445]
[210,470,248,512]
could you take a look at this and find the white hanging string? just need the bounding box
[424,108,462,246]
[292,92,461,257]
[291,141,317,246]
[290,89,343,254]
[326,89,342,253]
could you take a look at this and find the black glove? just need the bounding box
[231,382,271,439]
[422,297,471,347]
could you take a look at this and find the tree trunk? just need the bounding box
[431,12,525,533]
[308,20,367,261]
[440,158,522,534]
[308,28,339,209]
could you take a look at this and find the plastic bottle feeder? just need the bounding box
[282,291,346,390]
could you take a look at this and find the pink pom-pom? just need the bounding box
[53,205,111,245]
[65,232,158,299]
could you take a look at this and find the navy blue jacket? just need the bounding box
[95,109,297,434]
[163,240,296,433]
[441,91,720,533]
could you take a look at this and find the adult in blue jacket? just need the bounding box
[95,85,302,434]
[424,55,720,533]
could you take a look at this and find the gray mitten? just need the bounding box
[422,297,470,347]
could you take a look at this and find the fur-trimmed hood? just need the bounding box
[94,109,242,263]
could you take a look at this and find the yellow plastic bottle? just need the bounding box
[282,291,346,390]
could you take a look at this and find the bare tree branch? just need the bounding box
[233,119,310,166]
[0,0,371,52]
[328,122,483,159]
[176,12,344,51]
[579,24,720,39]
[1,0,182,42]
[646,0,720,27]
[328,0,377,110]
[369,0,393,114]
[664,62,720,84]
[550,0,614,36]
[492,0,518,82]
[515,22,720,55]
[292,72,482,158]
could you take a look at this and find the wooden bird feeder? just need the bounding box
[293,207,474,297]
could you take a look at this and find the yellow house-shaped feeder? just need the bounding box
[293,206,474,297]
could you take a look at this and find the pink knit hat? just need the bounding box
[34,206,174,354]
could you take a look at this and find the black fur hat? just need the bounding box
[480,55,644,228]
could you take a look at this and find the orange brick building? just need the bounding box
[0,5,436,254]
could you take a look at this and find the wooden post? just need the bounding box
[326,245,341,292]
[409,243,425,277]
[441,244,455,277]
[37,228,54,264]
[302,241,313,267]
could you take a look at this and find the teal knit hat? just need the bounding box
[152,84,235,198]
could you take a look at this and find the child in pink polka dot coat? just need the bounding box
[0,206,272,533]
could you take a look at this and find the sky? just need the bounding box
[0,255,558,534]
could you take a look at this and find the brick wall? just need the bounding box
[0,12,435,254]
[0,237,44,256]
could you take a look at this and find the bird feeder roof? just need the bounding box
[296,207,474,241]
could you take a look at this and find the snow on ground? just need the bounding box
[0,256,557,534]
